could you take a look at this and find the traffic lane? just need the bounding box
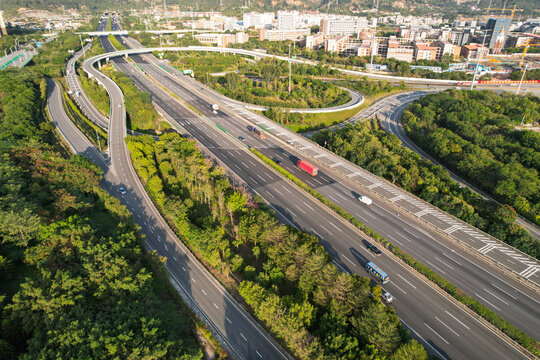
[97,51,290,359]
[93,83,289,360]
[116,63,527,360]
[113,43,528,358]
[268,142,540,338]
[133,53,540,337]
[46,78,109,172]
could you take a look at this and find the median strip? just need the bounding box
[249,147,540,358]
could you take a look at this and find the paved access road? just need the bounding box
[118,43,540,343]
[97,33,536,359]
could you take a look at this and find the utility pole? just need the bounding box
[96,129,102,153]
[470,29,489,91]
[288,44,292,94]
[79,34,86,58]
[370,17,377,72]
[516,64,528,95]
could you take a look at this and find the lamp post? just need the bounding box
[79,34,86,58]
[288,44,292,94]
[516,64,528,95]
[470,29,490,91]
[370,17,377,72]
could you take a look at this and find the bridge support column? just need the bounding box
[97,60,101,70]
[105,57,109,62]
[124,54,128,59]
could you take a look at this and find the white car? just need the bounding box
[358,195,372,205]
[382,291,393,303]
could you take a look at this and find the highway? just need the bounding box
[91,26,536,358]
[378,94,540,242]
[79,32,292,360]
[65,42,109,130]
[46,78,108,171]
[113,36,540,342]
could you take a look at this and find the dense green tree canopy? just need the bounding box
[0,68,202,360]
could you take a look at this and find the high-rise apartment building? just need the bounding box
[487,18,511,51]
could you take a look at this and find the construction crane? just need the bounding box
[484,5,523,19]
[518,38,540,68]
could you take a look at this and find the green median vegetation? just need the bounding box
[79,72,111,116]
[127,133,429,360]
[108,34,127,51]
[61,86,108,150]
[262,77,407,133]
[101,64,169,133]
[403,90,540,254]
[205,57,351,109]
[250,142,540,357]
[0,68,204,359]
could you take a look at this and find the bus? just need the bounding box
[366,261,389,284]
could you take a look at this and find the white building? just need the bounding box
[259,28,310,41]
[306,33,325,49]
[321,16,368,36]
[277,11,298,30]
[242,12,274,29]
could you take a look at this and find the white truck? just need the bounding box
[358,195,372,205]
[212,104,219,114]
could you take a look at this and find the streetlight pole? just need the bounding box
[79,35,86,58]
[516,64,528,95]
[370,17,377,72]
[288,44,292,94]
[96,129,102,153]
[470,29,489,91]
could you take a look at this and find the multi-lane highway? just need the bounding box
[111,37,540,342]
[78,28,292,360]
[86,23,537,358]
[378,94,540,242]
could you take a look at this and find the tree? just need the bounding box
[389,340,428,360]
[351,302,402,355]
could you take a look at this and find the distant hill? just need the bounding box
[2,0,539,21]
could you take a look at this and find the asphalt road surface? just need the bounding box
[96,32,534,359]
[79,32,291,360]
[116,41,540,342]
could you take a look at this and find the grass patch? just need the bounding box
[60,84,108,150]
[79,72,110,116]
[108,34,127,51]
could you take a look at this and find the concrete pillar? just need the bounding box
[98,60,101,70]
[124,53,128,59]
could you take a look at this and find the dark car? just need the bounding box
[366,243,382,255]
[272,157,282,164]
[239,136,245,142]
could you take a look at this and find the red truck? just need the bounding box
[297,160,318,176]
[253,127,266,139]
